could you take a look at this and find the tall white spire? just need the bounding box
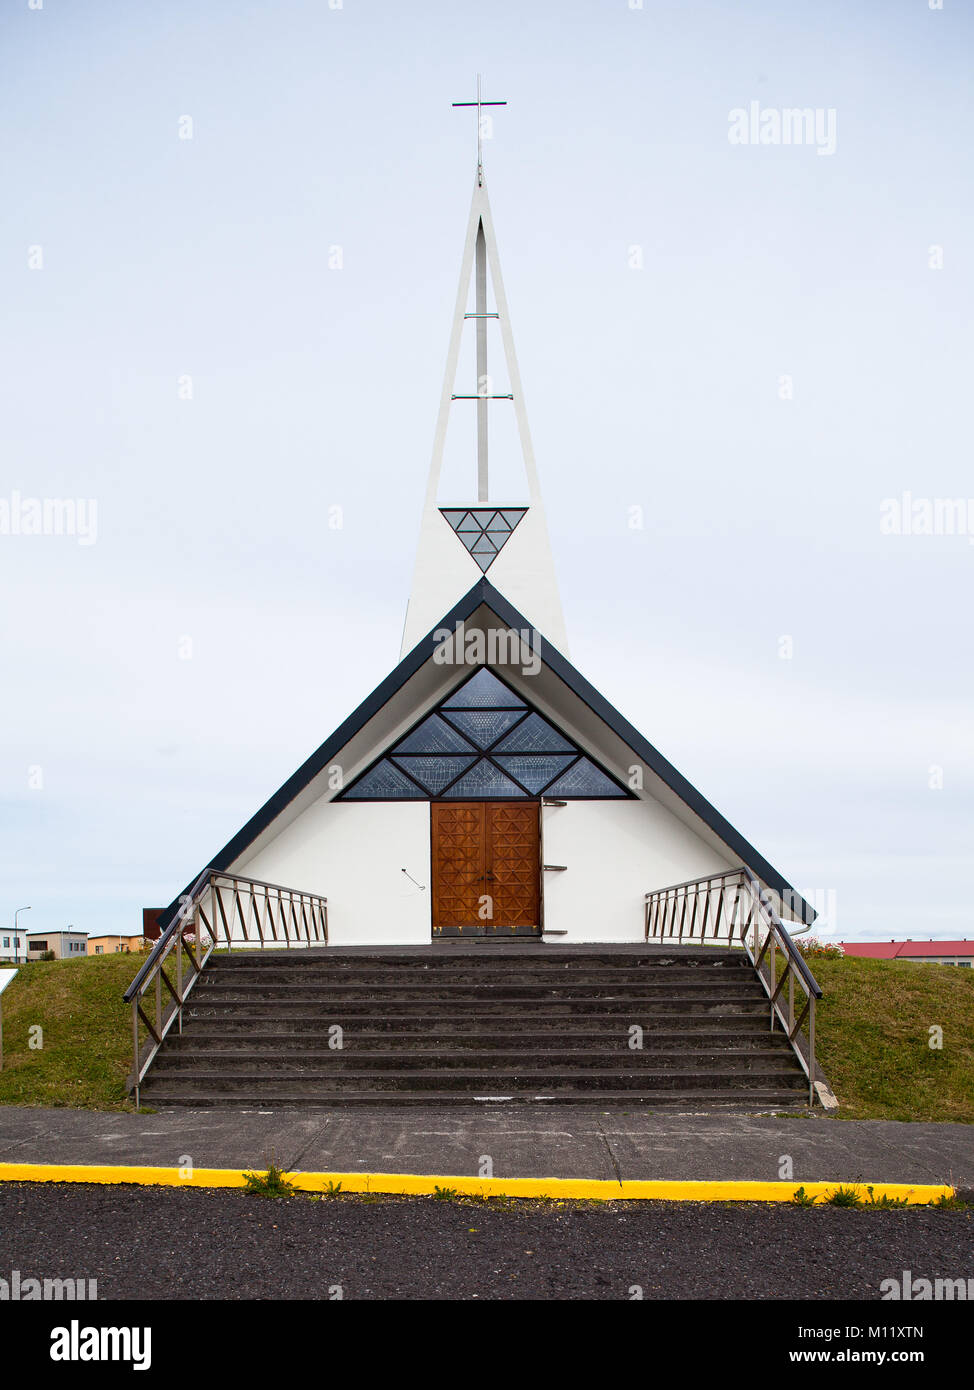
[400,95,568,659]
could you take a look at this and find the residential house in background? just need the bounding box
[0,930,27,963]
[26,930,88,961]
[87,935,145,955]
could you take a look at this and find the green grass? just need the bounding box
[811,955,974,1122]
[0,951,971,1123]
[0,955,143,1110]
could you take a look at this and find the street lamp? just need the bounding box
[14,907,30,964]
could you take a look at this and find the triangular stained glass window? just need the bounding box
[442,669,524,708]
[544,758,626,798]
[440,708,526,749]
[391,755,476,794]
[393,714,475,755]
[494,712,575,754]
[494,754,577,793]
[336,667,628,801]
[440,506,528,573]
[342,760,425,799]
[441,760,524,798]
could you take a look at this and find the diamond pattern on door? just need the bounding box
[431,801,540,936]
[487,802,541,930]
[431,803,485,930]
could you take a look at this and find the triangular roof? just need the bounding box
[157,578,815,932]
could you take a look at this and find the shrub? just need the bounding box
[242,1163,296,1199]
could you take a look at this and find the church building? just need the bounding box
[152,108,815,953]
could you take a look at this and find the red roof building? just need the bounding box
[838,940,973,965]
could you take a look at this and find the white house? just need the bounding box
[0,931,27,964]
[149,144,815,950]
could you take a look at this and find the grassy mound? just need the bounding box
[810,954,974,1122]
[0,955,143,1110]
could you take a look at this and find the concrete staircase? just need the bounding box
[138,945,811,1108]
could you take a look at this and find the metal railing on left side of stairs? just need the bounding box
[123,871,328,1106]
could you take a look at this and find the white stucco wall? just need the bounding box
[229,786,733,946]
[540,798,734,943]
[235,800,432,946]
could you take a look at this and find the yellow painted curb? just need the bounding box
[0,1163,955,1204]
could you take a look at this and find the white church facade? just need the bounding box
[149,129,815,951]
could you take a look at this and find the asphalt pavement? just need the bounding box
[1,1180,971,1300]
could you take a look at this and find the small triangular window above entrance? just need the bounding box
[440,508,528,573]
[337,667,629,801]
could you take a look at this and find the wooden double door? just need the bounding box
[431,801,541,937]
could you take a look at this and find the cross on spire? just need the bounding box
[452,74,507,185]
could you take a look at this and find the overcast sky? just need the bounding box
[1,0,971,943]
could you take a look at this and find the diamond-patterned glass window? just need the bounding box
[391,755,477,794]
[394,714,473,755]
[440,507,528,573]
[342,761,425,799]
[337,667,628,801]
[494,754,577,793]
[494,712,574,754]
[544,758,624,798]
[440,708,526,749]
[441,759,524,798]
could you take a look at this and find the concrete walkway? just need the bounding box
[0,1105,971,1190]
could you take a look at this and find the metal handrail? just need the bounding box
[124,866,212,1005]
[123,870,328,1105]
[740,867,822,999]
[644,868,824,1105]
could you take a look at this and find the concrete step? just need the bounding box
[191,975,761,994]
[140,1065,807,1093]
[184,1003,767,1026]
[137,1088,810,1109]
[186,989,766,1011]
[178,1010,773,1033]
[199,965,754,987]
[150,1048,797,1075]
[165,1029,788,1052]
[210,949,750,970]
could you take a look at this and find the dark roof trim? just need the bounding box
[158,579,815,929]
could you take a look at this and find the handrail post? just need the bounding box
[132,1000,140,1110]
[176,929,184,1034]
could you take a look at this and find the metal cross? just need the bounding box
[453,74,506,184]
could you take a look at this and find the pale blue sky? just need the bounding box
[1,0,972,942]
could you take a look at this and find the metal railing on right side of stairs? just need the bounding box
[123,870,328,1106]
[644,868,824,1106]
